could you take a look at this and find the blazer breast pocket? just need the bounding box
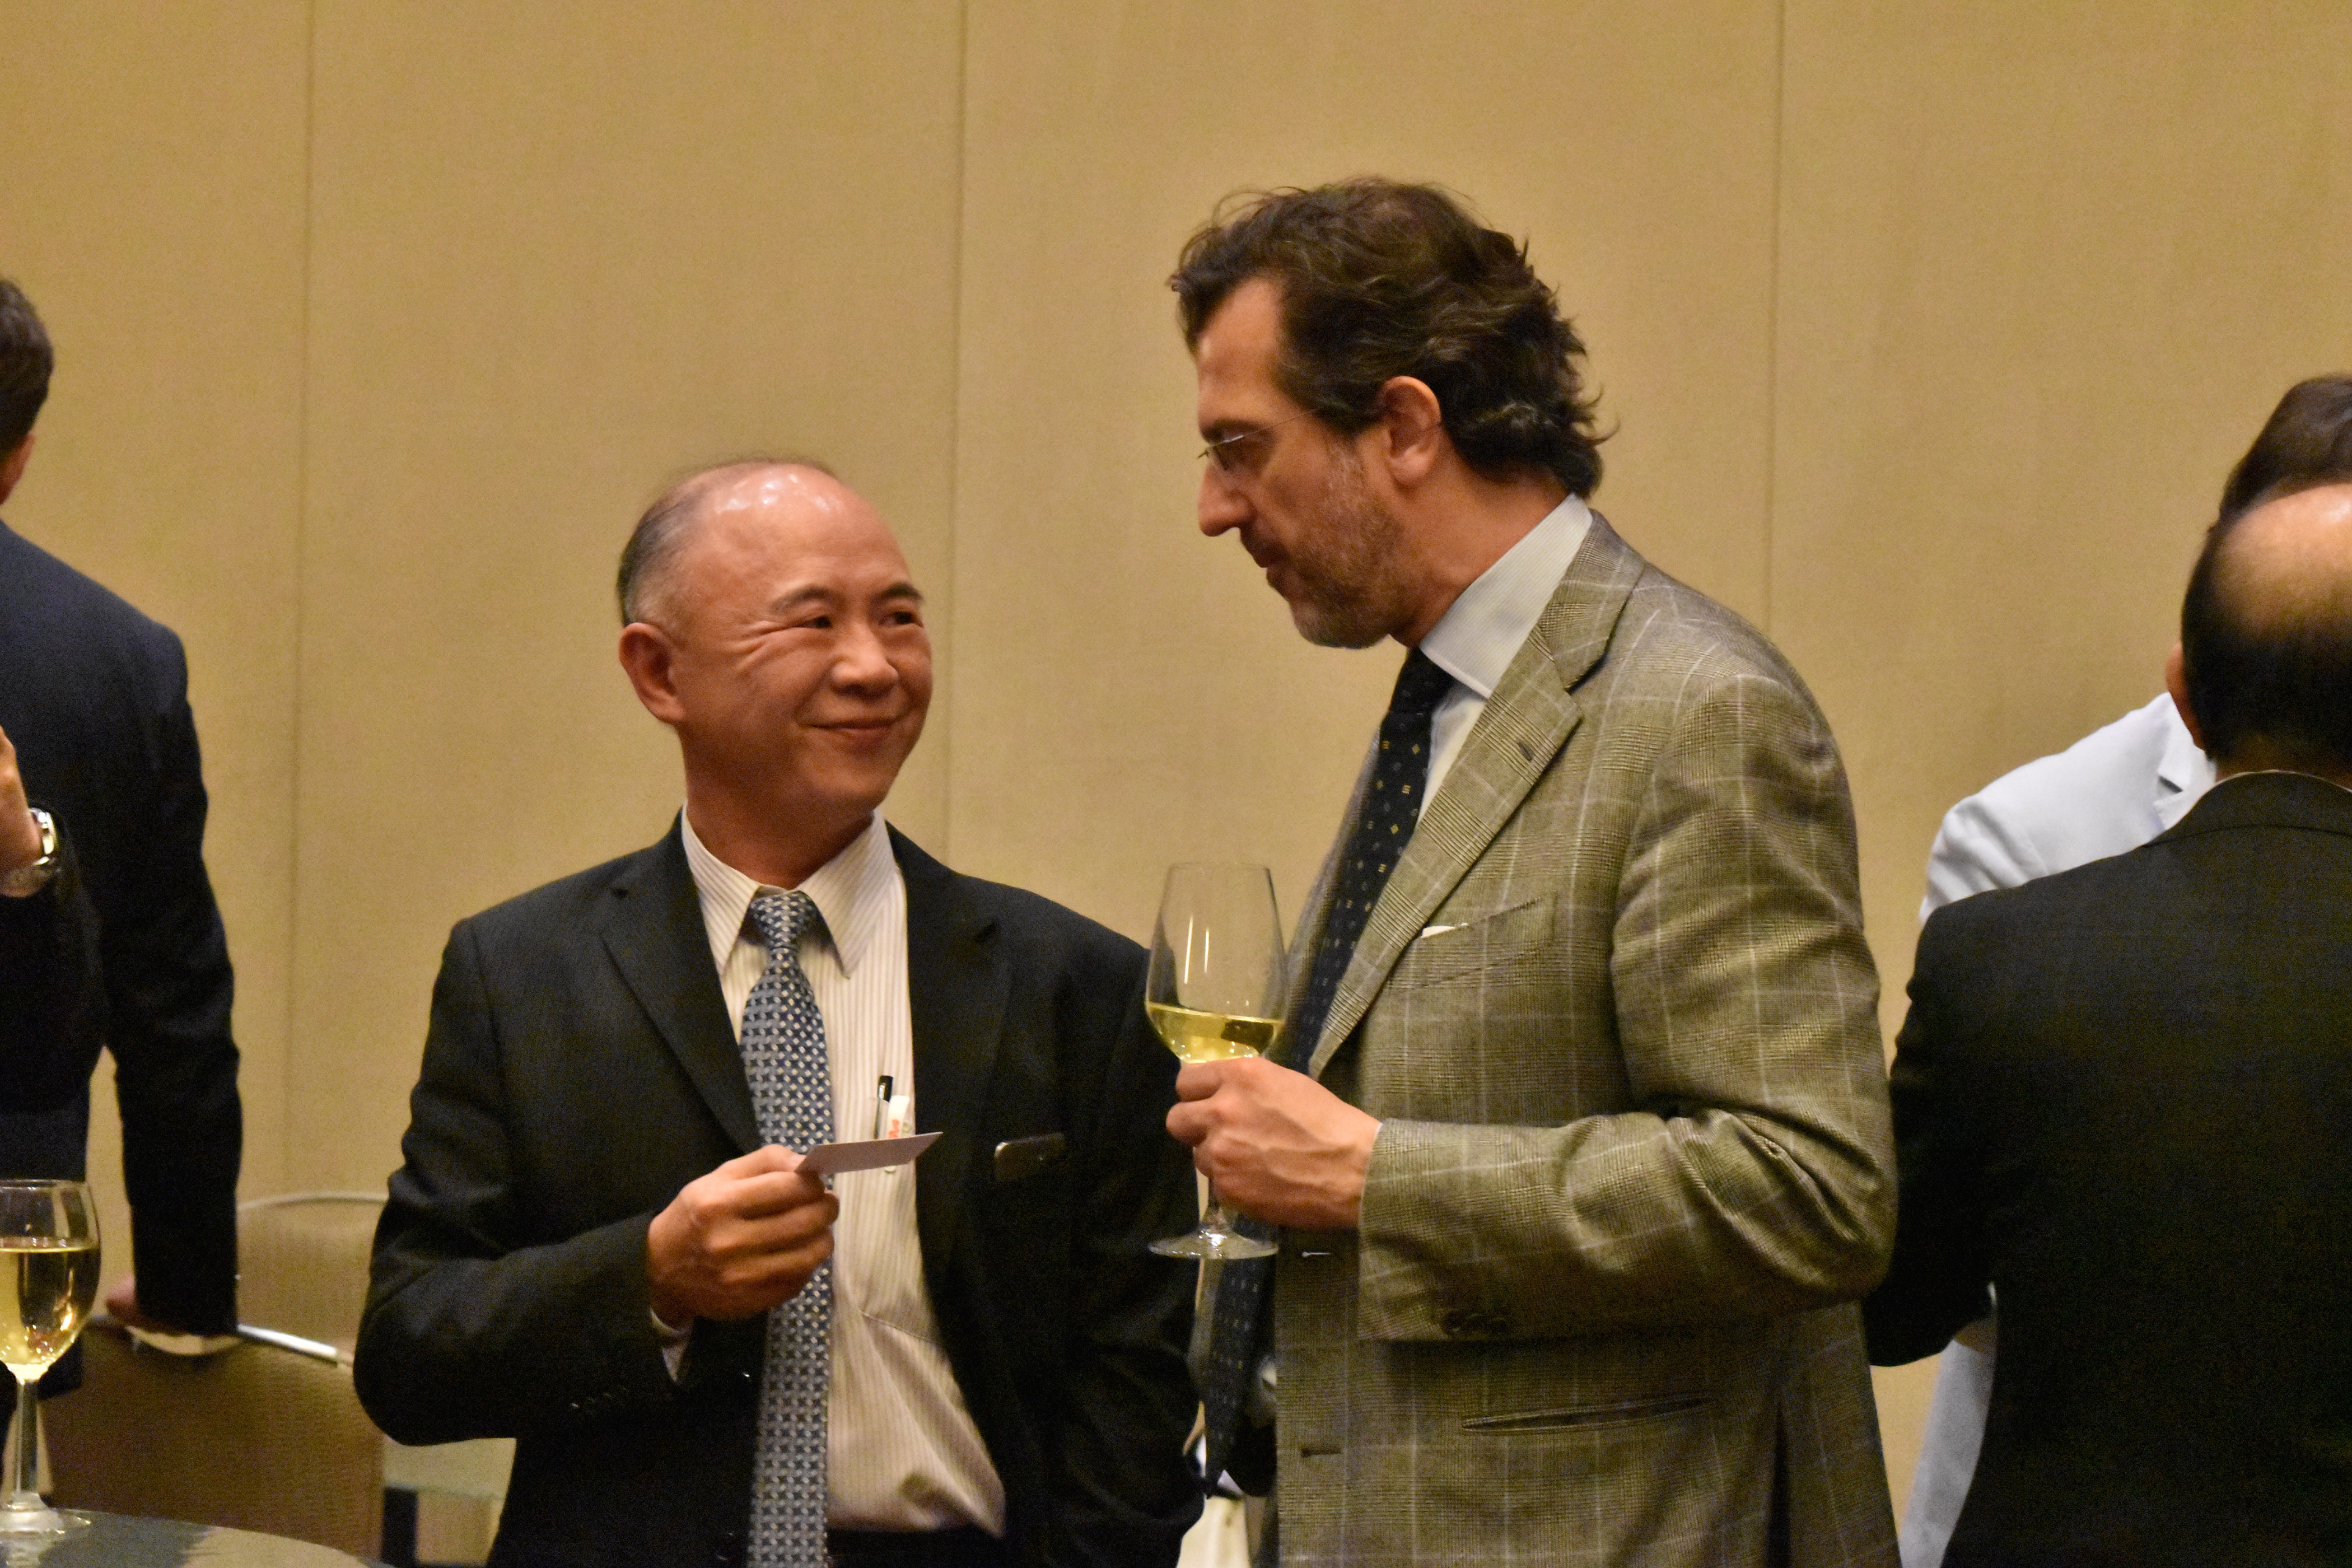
[992,1132,1066,1184]
[1397,897,1555,987]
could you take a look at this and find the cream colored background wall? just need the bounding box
[5,0,2348,1513]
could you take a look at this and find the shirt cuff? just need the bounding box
[650,1306,693,1382]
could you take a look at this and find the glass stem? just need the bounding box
[8,1374,38,1509]
[1202,1179,1239,1234]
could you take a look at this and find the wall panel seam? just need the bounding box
[1763,0,1786,636]
[279,0,319,1194]
[942,0,971,867]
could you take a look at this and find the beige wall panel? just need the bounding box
[0,7,307,1244]
[953,0,1780,938]
[1776,0,2352,1507]
[293,1,963,1189]
[1777,0,2352,990]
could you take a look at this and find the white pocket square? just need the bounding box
[1419,922,1463,937]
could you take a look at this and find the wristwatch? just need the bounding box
[0,808,59,897]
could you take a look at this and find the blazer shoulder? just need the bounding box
[1529,519,1813,712]
[1626,569,1810,692]
[1916,841,2145,962]
[0,522,184,669]
[1554,563,1837,763]
[452,836,677,951]
[890,828,1142,971]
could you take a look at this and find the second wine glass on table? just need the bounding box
[0,1179,99,1538]
[1147,862,1286,1261]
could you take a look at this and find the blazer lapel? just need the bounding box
[1306,516,1644,1077]
[893,828,1009,1291]
[599,823,763,1155]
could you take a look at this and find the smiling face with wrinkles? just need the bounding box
[620,464,931,884]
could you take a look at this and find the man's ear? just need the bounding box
[1370,376,1446,488]
[2164,642,2208,754]
[0,433,33,507]
[619,621,688,725]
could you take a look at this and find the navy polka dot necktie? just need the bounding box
[1200,647,1453,1489]
[1283,647,1455,1071]
[743,889,833,1568]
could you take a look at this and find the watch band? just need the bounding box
[0,807,60,897]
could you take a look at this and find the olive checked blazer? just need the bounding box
[1259,517,1899,1566]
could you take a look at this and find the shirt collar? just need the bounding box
[679,810,897,976]
[1416,495,1592,700]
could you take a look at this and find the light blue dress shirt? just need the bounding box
[1414,495,1592,816]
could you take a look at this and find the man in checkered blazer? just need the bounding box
[1165,180,1899,1566]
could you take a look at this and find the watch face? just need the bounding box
[2,809,59,896]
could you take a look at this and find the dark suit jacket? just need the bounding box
[0,519,241,1336]
[356,824,1201,1568]
[0,822,108,1112]
[1866,771,2352,1567]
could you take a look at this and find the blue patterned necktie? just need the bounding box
[743,889,833,1568]
[1200,649,1453,1489]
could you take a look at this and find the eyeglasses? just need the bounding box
[1198,409,1319,476]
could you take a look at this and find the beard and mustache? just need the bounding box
[1275,444,1420,651]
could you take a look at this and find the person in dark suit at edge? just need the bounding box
[0,718,105,1112]
[0,278,243,1399]
[1865,451,2352,1564]
[357,459,1201,1568]
[1893,372,2352,1568]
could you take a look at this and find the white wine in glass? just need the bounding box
[0,1180,98,1537]
[1149,863,1285,1261]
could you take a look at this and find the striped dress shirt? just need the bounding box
[681,810,1006,1534]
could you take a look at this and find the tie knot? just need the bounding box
[747,889,823,958]
[1389,648,1452,719]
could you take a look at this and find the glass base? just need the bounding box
[0,1501,90,1538]
[1151,1224,1276,1261]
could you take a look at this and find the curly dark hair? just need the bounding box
[1170,179,1604,497]
[0,279,53,456]
[2179,374,2352,774]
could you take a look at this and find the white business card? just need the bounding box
[797,1130,941,1177]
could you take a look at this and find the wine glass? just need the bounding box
[1148,863,1286,1260]
[0,1181,98,1537]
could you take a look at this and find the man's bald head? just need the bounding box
[2177,482,2352,781]
[617,458,840,627]
[613,457,930,887]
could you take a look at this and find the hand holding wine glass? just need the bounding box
[1147,863,1286,1260]
[0,1180,98,1537]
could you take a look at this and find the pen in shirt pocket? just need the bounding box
[873,1076,912,1140]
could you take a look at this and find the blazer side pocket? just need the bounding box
[1463,1393,1714,1434]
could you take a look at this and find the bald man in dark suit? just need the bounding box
[1868,473,2352,1566]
